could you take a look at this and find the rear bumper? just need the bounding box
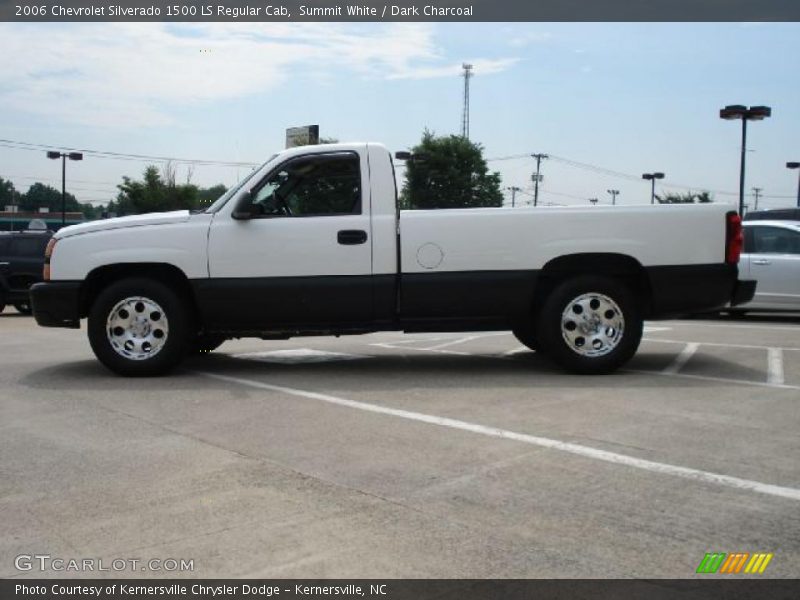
[30,281,81,328]
[647,263,756,318]
[730,279,757,307]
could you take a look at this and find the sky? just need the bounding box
[1,22,799,210]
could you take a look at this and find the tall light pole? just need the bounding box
[47,151,83,227]
[787,162,800,207]
[642,172,665,204]
[607,189,619,206]
[720,105,771,216]
[531,153,548,207]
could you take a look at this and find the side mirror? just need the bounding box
[232,192,258,220]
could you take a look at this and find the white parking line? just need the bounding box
[625,368,800,392]
[768,348,785,386]
[644,337,800,352]
[503,345,530,356]
[662,342,699,375]
[674,321,800,332]
[424,335,494,351]
[200,371,800,502]
[233,349,370,364]
[370,342,471,356]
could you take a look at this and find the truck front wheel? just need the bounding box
[536,276,642,374]
[511,324,538,352]
[88,278,189,376]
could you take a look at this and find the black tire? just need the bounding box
[14,300,32,315]
[88,278,189,376]
[190,334,227,355]
[0,302,5,314]
[512,324,539,352]
[536,275,643,375]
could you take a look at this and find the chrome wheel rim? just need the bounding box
[560,292,624,357]
[106,296,169,361]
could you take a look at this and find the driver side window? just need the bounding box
[250,153,361,218]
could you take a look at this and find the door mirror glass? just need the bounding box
[232,193,260,220]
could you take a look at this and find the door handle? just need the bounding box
[337,230,368,245]
[752,259,771,266]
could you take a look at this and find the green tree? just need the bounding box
[0,177,19,208]
[19,182,79,212]
[113,165,191,215]
[400,131,503,209]
[196,183,228,208]
[656,191,713,204]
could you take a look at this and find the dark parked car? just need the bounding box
[0,230,53,314]
[744,208,800,222]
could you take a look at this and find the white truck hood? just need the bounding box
[55,210,192,239]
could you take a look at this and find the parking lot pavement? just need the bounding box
[1,313,799,578]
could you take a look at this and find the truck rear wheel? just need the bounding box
[88,278,189,376]
[536,276,642,374]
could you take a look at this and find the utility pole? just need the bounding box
[461,63,473,139]
[506,186,522,208]
[752,187,762,211]
[531,153,548,207]
[607,189,619,206]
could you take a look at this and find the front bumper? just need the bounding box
[30,281,81,328]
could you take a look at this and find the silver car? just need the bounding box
[736,220,800,311]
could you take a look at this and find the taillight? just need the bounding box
[43,238,57,281]
[725,212,743,264]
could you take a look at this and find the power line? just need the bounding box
[488,151,795,199]
[4,138,798,203]
[4,174,122,186]
[0,138,258,167]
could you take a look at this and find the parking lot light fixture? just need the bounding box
[46,150,84,227]
[642,172,665,204]
[720,105,772,215]
[788,162,800,208]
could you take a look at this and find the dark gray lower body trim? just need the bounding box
[30,263,750,334]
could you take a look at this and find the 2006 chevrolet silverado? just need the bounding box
[31,143,755,376]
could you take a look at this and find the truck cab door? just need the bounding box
[203,150,373,330]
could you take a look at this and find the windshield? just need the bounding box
[204,154,277,213]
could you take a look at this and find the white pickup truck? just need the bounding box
[31,142,755,376]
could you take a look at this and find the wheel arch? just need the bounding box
[80,263,199,322]
[535,253,653,317]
